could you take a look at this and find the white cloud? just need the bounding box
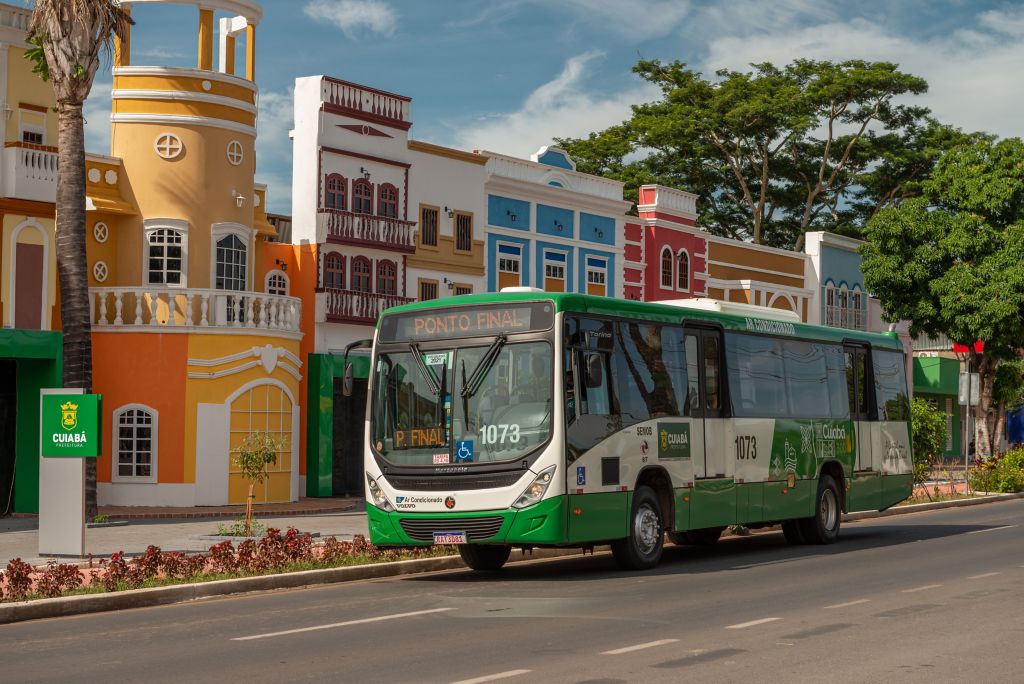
[255,88,295,214]
[450,0,690,39]
[449,51,658,158]
[698,10,1024,139]
[303,0,397,38]
[83,80,112,156]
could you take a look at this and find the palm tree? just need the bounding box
[28,1,131,518]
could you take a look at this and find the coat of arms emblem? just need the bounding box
[60,401,78,431]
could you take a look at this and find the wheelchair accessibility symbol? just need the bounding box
[455,440,474,463]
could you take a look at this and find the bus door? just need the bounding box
[684,327,726,478]
[845,343,879,510]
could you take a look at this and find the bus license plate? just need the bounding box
[433,531,467,545]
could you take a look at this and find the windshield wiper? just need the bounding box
[461,335,507,398]
[409,343,441,396]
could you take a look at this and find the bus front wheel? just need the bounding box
[799,474,841,544]
[612,485,664,570]
[458,544,512,571]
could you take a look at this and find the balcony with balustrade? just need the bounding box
[321,77,411,131]
[90,287,302,339]
[2,143,58,203]
[321,288,413,326]
[317,209,416,253]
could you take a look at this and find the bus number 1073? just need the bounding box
[735,435,757,460]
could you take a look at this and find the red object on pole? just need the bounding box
[952,340,985,353]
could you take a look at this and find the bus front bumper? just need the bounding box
[367,496,566,547]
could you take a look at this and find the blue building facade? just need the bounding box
[482,147,630,297]
[803,231,869,330]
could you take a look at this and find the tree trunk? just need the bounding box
[973,354,997,459]
[993,399,1007,456]
[55,101,95,518]
[246,482,255,535]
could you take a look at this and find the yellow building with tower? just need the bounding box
[85,0,303,507]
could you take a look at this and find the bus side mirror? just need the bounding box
[585,354,604,388]
[342,362,354,397]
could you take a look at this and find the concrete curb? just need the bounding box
[0,548,586,626]
[843,491,1024,521]
[4,493,1022,626]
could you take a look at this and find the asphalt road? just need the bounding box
[4,500,1024,684]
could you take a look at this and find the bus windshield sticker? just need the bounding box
[424,352,451,367]
[658,423,691,459]
[380,303,553,342]
[432,453,450,464]
[577,466,586,486]
[455,440,475,463]
[393,427,446,450]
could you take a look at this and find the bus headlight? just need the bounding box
[366,473,395,512]
[512,466,556,509]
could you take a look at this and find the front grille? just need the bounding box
[386,470,525,491]
[400,516,504,542]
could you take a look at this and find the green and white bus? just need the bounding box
[357,291,912,571]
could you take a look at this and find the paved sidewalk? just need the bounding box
[11,496,362,521]
[0,508,370,567]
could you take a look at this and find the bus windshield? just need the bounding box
[371,341,553,466]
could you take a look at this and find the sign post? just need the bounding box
[959,372,979,494]
[38,389,102,557]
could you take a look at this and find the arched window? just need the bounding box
[265,270,288,296]
[324,253,345,289]
[352,256,372,292]
[838,286,849,328]
[376,259,397,295]
[215,234,247,291]
[677,250,690,291]
[378,183,398,218]
[113,405,157,482]
[147,228,185,285]
[660,247,673,289]
[325,174,346,210]
[353,179,373,214]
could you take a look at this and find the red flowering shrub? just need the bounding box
[283,527,315,562]
[3,558,34,601]
[207,541,238,574]
[161,552,206,581]
[35,561,84,598]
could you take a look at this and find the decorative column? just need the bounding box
[114,6,131,67]
[198,7,214,71]
[245,24,256,81]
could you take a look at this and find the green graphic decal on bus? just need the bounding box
[657,423,691,459]
[767,420,857,479]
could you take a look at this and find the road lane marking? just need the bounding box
[967,572,1000,579]
[967,525,1017,534]
[602,639,679,655]
[902,584,942,593]
[727,617,782,629]
[232,608,454,641]
[451,670,531,684]
[824,599,870,609]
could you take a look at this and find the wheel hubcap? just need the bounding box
[635,504,661,555]
[820,489,838,531]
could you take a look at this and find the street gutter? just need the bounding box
[3,492,1023,626]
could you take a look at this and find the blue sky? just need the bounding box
[80,0,1024,213]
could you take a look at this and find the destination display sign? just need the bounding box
[379,302,553,342]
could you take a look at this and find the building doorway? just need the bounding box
[0,361,16,515]
[332,378,366,496]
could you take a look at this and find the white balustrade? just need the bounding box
[90,287,302,335]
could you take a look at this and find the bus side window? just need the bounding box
[580,351,611,415]
[703,335,721,412]
[685,334,700,417]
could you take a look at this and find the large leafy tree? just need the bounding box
[557,59,980,248]
[29,0,131,517]
[861,138,1024,456]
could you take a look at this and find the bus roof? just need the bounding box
[379,292,905,350]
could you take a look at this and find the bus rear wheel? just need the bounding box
[612,485,664,570]
[458,544,512,571]
[799,474,841,544]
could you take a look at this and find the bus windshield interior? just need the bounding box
[371,341,553,466]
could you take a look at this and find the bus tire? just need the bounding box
[799,474,841,544]
[611,485,664,570]
[683,527,724,546]
[781,520,805,545]
[458,544,512,571]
